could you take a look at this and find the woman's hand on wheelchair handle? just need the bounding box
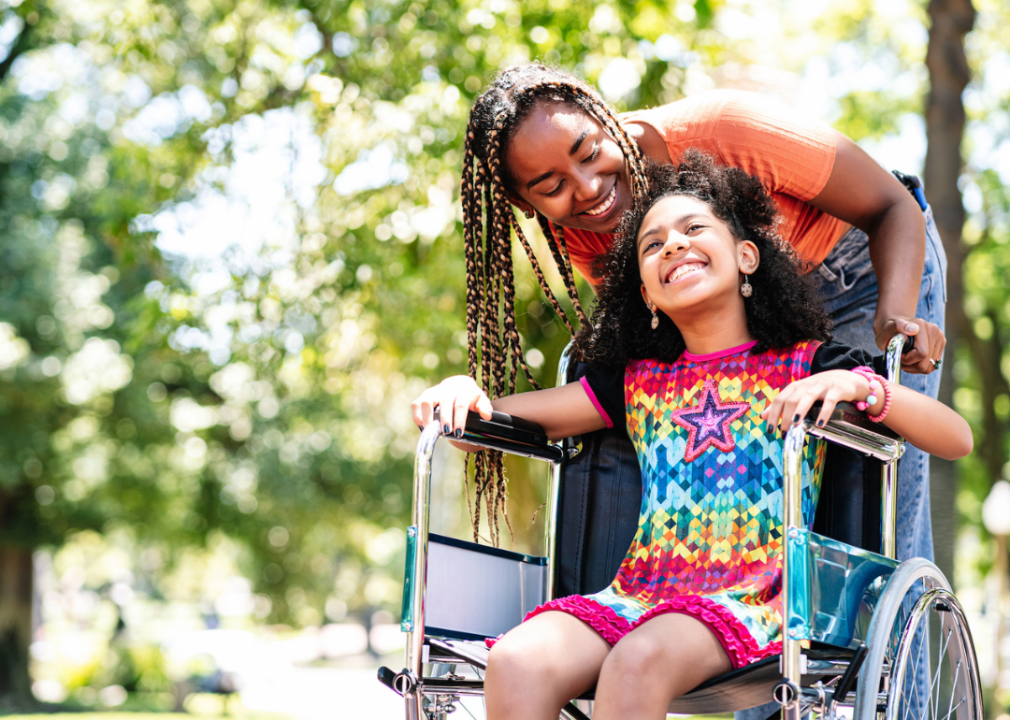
[761,370,874,433]
[411,375,495,438]
[874,315,946,375]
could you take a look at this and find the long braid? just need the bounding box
[552,226,588,327]
[501,220,541,389]
[535,216,588,328]
[459,63,652,546]
[488,137,515,546]
[460,129,481,528]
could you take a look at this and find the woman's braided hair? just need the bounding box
[460,63,649,545]
[575,151,833,367]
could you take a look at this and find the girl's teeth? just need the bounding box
[585,186,616,216]
[669,264,703,282]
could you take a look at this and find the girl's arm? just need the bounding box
[411,376,607,446]
[810,135,945,373]
[761,370,972,461]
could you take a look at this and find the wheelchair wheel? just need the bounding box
[854,558,982,720]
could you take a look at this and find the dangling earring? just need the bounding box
[650,306,659,330]
[740,275,753,298]
[524,208,534,219]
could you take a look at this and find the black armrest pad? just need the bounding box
[464,410,551,448]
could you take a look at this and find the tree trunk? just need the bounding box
[923,0,976,586]
[0,545,33,709]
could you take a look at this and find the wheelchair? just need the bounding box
[379,335,982,720]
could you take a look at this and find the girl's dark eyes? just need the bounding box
[545,182,563,197]
[581,143,599,164]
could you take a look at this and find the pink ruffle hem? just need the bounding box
[486,594,780,669]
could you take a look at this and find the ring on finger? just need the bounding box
[933,357,942,370]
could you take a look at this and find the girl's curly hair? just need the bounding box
[576,150,833,368]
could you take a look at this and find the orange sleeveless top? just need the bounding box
[564,90,850,283]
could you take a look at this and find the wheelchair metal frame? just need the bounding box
[383,335,982,720]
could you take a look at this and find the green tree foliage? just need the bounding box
[2,0,753,649]
[947,0,1010,543]
[0,0,1005,704]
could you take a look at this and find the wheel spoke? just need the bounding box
[910,633,924,720]
[943,661,962,720]
[930,627,953,720]
[940,698,965,720]
[926,613,934,720]
[901,670,919,720]
[861,567,979,720]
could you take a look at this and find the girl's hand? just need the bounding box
[760,370,871,432]
[411,375,494,437]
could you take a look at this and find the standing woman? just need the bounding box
[459,64,945,580]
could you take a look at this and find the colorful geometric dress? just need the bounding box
[524,339,835,668]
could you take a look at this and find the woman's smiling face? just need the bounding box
[505,101,632,234]
[637,194,758,317]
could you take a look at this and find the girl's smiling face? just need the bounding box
[637,194,759,319]
[505,101,632,234]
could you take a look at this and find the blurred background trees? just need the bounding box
[2,0,1009,711]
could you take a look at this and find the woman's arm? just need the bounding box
[411,376,607,445]
[809,135,944,372]
[761,369,972,461]
[629,96,945,373]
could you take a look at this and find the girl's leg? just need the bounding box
[591,613,733,720]
[484,610,610,720]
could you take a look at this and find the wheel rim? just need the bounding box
[854,559,982,720]
[885,589,982,720]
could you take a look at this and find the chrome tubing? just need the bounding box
[807,408,904,463]
[884,333,905,388]
[779,423,807,720]
[881,458,898,560]
[881,333,907,561]
[545,345,575,600]
[404,422,442,714]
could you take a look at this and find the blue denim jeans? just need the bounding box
[736,207,947,720]
[811,208,946,564]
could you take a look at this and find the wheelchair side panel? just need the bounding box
[788,529,897,648]
[411,533,548,641]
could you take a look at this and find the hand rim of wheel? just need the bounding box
[885,588,982,720]
[853,558,982,720]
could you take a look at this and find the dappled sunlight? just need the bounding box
[1,0,1009,715]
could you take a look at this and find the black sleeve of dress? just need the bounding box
[578,363,626,431]
[811,340,887,375]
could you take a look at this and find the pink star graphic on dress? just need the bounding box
[672,380,750,462]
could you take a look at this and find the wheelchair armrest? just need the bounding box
[453,410,565,462]
[806,401,903,462]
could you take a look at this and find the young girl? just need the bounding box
[461,62,946,578]
[415,154,969,720]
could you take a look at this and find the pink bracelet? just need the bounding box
[851,366,892,423]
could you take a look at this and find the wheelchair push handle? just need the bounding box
[885,332,912,386]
